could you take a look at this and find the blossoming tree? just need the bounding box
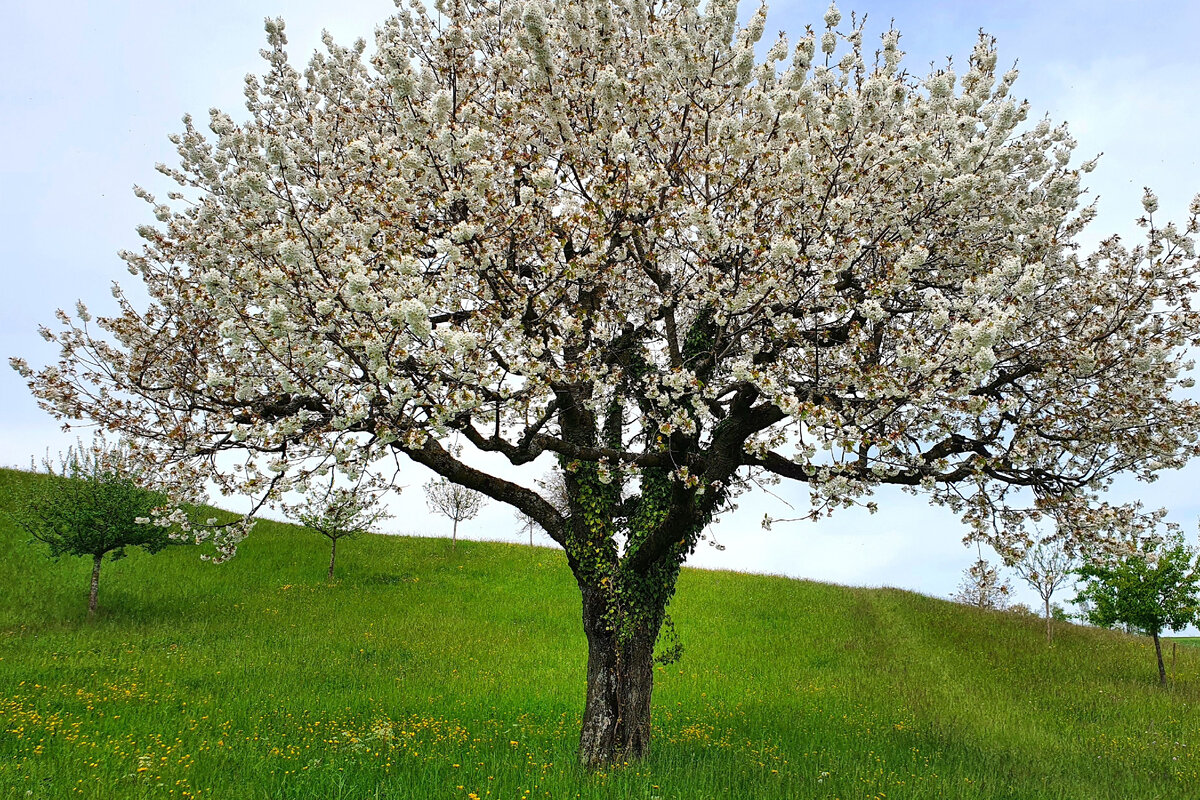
[952,556,1012,611]
[291,484,389,580]
[1012,538,1076,642]
[424,476,485,548]
[13,0,1200,766]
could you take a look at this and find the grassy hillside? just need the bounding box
[1,467,1197,799]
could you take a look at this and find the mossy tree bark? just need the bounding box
[400,312,757,769]
[576,585,663,767]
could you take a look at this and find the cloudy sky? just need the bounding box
[3,1,1199,623]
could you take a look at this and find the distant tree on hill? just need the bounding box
[514,509,538,547]
[954,557,1012,610]
[9,436,174,617]
[1012,540,1076,642]
[291,486,389,580]
[1074,532,1200,685]
[424,478,485,550]
[514,470,568,546]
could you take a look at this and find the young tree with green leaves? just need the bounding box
[15,0,1200,765]
[1075,533,1200,685]
[291,486,389,580]
[10,437,173,617]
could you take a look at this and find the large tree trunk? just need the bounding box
[1153,631,1167,686]
[88,553,103,618]
[577,589,660,768]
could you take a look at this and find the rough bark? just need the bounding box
[328,537,338,581]
[88,553,103,618]
[577,587,661,768]
[1153,631,1167,686]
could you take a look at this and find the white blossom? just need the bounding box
[823,3,842,28]
[1143,187,1159,214]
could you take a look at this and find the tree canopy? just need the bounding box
[12,0,1200,765]
[953,557,1012,611]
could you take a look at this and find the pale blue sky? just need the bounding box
[3,1,1199,624]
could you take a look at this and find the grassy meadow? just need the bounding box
[1,466,1198,799]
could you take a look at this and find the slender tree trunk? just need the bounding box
[88,553,103,618]
[1153,631,1167,686]
[577,588,661,768]
[328,537,338,581]
[1044,596,1052,643]
[452,519,458,550]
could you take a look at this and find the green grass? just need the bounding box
[1,466,1198,799]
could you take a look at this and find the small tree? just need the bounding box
[424,477,484,550]
[953,557,1012,610]
[1075,533,1200,685]
[292,486,389,580]
[10,437,173,617]
[514,470,568,546]
[515,509,538,547]
[1012,540,1076,642]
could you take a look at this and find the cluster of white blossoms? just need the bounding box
[12,0,1200,559]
